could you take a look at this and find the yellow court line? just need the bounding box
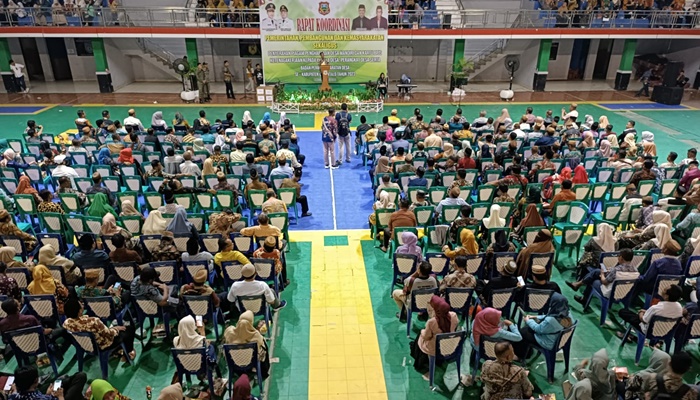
[306,230,388,400]
[313,112,324,130]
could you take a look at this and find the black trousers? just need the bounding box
[105,325,136,353]
[225,81,235,98]
[636,81,649,97]
[618,309,643,332]
[298,195,309,214]
[62,371,88,400]
[512,324,538,360]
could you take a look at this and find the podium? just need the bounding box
[319,64,331,92]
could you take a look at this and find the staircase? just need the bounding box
[434,0,463,28]
[124,38,183,81]
[464,39,507,76]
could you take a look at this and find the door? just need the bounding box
[568,39,590,80]
[18,38,44,81]
[592,39,614,80]
[45,38,72,81]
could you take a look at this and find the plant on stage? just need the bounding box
[275,86,378,110]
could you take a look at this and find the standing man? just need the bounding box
[277,5,293,30]
[352,4,371,30]
[322,107,339,169]
[245,60,255,93]
[9,60,27,93]
[335,102,353,164]
[197,63,211,103]
[254,63,264,86]
[635,67,652,97]
[261,2,276,30]
[223,60,235,99]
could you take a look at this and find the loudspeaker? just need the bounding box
[662,61,683,87]
[651,85,684,105]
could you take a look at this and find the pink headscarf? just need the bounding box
[572,165,589,184]
[472,308,501,345]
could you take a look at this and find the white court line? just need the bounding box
[329,161,338,231]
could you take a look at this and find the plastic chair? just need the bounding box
[491,252,517,279]
[529,322,577,383]
[252,258,282,295]
[621,315,680,364]
[390,253,418,295]
[236,295,271,337]
[6,268,31,292]
[429,330,467,390]
[462,253,485,279]
[6,325,60,377]
[170,348,214,397]
[685,255,700,279]
[444,287,474,326]
[83,296,129,325]
[517,289,554,324]
[553,225,586,267]
[644,275,684,308]
[425,253,450,279]
[471,335,499,381]
[182,295,224,341]
[675,314,700,354]
[223,343,263,397]
[583,279,637,326]
[407,288,438,338]
[149,261,179,286]
[37,233,71,256]
[231,233,255,255]
[483,288,514,316]
[132,297,172,346]
[414,206,435,228]
[23,295,61,328]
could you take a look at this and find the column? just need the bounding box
[92,38,113,93]
[451,39,466,90]
[533,39,551,92]
[614,39,636,91]
[185,38,199,67]
[0,39,14,93]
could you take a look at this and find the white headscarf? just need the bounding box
[482,204,505,229]
[173,315,205,349]
[151,111,165,127]
[592,223,616,253]
[242,110,252,124]
[143,210,167,235]
[641,131,654,143]
[651,224,671,249]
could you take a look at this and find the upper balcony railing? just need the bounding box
[0,7,698,30]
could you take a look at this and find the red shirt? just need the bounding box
[458,157,476,170]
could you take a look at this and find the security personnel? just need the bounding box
[261,3,277,30]
[277,5,293,30]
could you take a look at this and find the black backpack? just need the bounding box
[652,374,691,400]
[337,111,350,137]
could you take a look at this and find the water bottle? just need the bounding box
[146,386,152,399]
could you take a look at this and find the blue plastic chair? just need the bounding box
[1,235,31,261]
[429,330,467,390]
[471,335,499,380]
[462,253,485,280]
[444,288,474,328]
[171,348,215,397]
[251,258,282,295]
[583,278,637,326]
[69,330,134,380]
[236,295,271,337]
[621,316,680,364]
[425,253,450,279]
[674,313,700,354]
[516,288,554,325]
[390,253,418,295]
[6,268,31,292]
[407,288,438,338]
[149,261,179,286]
[182,295,224,341]
[37,233,72,258]
[529,322,578,383]
[23,295,62,328]
[685,255,700,279]
[132,297,172,346]
[223,343,263,397]
[182,261,211,284]
[491,252,517,279]
[5,326,59,377]
[222,261,244,289]
[83,296,130,326]
[231,233,255,255]
[644,275,684,308]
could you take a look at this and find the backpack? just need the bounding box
[653,374,691,400]
[337,111,350,137]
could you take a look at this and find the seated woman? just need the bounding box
[395,231,423,263]
[368,190,395,233]
[409,295,458,379]
[566,379,593,400]
[470,307,522,352]
[511,203,545,245]
[572,348,616,400]
[0,246,28,271]
[0,209,37,253]
[230,375,261,400]
[27,265,70,317]
[616,210,671,250]
[119,199,144,221]
[480,204,506,237]
[624,349,670,400]
[157,383,183,400]
[542,166,572,201]
[484,230,516,277]
[480,342,534,400]
[85,379,132,400]
[174,315,222,379]
[87,193,117,219]
[442,228,479,264]
[14,175,42,205]
[166,207,199,239]
[572,223,616,280]
[38,244,81,286]
[636,224,671,251]
[515,229,554,279]
[224,311,270,380]
[513,293,573,360]
[512,188,542,228]
[143,210,168,235]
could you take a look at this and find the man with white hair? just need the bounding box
[472,110,488,128]
[123,109,144,131]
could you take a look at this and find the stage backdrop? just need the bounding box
[258,0,388,85]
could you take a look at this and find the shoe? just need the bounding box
[396,311,407,323]
[334,161,341,167]
[574,295,585,305]
[324,165,330,169]
[24,88,28,93]
[345,159,351,163]
[302,212,312,217]
[330,165,339,170]
[272,300,287,311]
[565,281,579,292]
[379,246,387,252]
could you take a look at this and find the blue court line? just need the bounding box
[598,103,689,110]
[0,106,50,114]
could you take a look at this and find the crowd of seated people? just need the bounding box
[538,0,699,28]
[361,103,700,394]
[0,107,308,398]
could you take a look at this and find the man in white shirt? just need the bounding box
[178,151,201,178]
[472,110,488,128]
[229,141,247,163]
[123,109,145,132]
[617,284,683,335]
[9,60,27,93]
[561,103,578,122]
[226,263,286,311]
[270,157,294,179]
[275,140,300,168]
[51,154,80,186]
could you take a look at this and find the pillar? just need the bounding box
[614,39,636,91]
[0,39,14,93]
[533,39,551,92]
[92,38,113,93]
[450,39,466,90]
[185,38,199,67]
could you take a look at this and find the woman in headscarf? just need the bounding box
[372,152,391,180]
[513,293,573,360]
[637,224,671,251]
[616,210,671,249]
[157,383,183,400]
[119,199,143,220]
[52,0,68,25]
[231,375,260,400]
[599,115,610,129]
[38,244,81,285]
[369,190,396,229]
[543,166,572,200]
[566,379,593,400]
[14,175,41,204]
[597,139,613,158]
[624,349,670,400]
[484,229,516,277]
[151,111,167,129]
[572,348,616,400]
[573,223,617,280]
[572,164,589,184]
[513,203,546,240]
[166,207,197,238]
[482,204,506,231]
[470,307,522,349]
[515,229,554,278]
[174,315,222,378]
[0,149,15,168]
[224,310,270,380]
[97,147,113,166]
[395,231,423,262]
[86,379,131,400]
[117,148,135,164]
[622,133,637,157]
[172,112,190,130]
[101,212,135,245]
[579,131,596,149]
[87,193,117,218]
[640,131,657,157]
[259,112,275,129]
[28,265,69,314]
[434,142,454,160]
[0,210,37,252]
[443,228,479,262]
[514,187,542,227]
[494,108,513,132]
[242,110,253,127]
[142,210,167,235]
[410,295,458,377]
[0,246,27,270]
[201,158,218,178]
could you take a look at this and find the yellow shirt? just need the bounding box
[213,250,250,267]
[240,225,283,242]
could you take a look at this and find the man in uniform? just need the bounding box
[223,60,235,99]
[261,3,276,30]
[351,4,370,30]
[245,60,255,93]
[277,5,293,30]
[197,63,211,103]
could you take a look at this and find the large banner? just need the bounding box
[258,0,388,85]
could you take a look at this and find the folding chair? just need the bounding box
[621,315,680,364]
[529,322,577,383]
[223,343,264,397]
[170,348,214,397]
[6,325,59,377]
[429,330,467,390]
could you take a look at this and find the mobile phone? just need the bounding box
[113,282,121,290]
[195,315,203,327]
[517,276,525,286]
[53,380,61,392]
[4,376,14,391]
[600,264,608,273]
